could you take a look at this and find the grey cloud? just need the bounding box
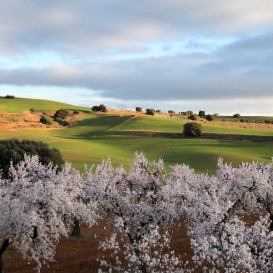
[1,43,273,102]
[1,0,273,55]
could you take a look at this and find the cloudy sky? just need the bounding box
[1,0,273,115]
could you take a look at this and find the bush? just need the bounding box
[183,122,203,137]
[92,104,108,112]
[213,113,220,118]
[136,107,142,112]
[156,110,161,113]
[30,107,36,113]
[205,114,214,121]
[186,110,193,116]
[233,113,241,118]
[40,115,53,125]
[73,110,80,115]
[188,114,198,120]
[0,139,64,178]
[54,109,70,120]
[5,95,15,99]
[198,111,206,117]
[146,109,155,115]
[91,105,100,112]
[168,110,176,114]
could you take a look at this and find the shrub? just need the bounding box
[198,111,206,117]
[183,122,203,137]
[40,115,53,125]
[146,108,155,115]
[5,95,15,99]
[0,139,64,178]
[98,104,107,112]
[73,110,80,115]
[213,113,220,118]
[205,114,214,121]
[92,104,108,112]
[54,109,70,120]
[30,107,36,113]
[233,113,241,118]
[156,110,161,113]
[188,114,198,120]
[91,105,100,112]
[168,110,176,114]
[186,110,193,116]
[136,107,142,112]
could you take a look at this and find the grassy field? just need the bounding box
[0,98,273,173]
[0,97,90,112]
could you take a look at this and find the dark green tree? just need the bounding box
[205,114,214,121]
[198,111,206,117]
[183,122,203,137]
[0,139,64,179]
[233,113,241,118]
[135,107,142,112]
[146,109,155,115]
[54,109,70,120]
[188,114,198,120]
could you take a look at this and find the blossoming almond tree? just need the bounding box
[85,153,189,273]
[0,155,97,273]
[175,159,273,273]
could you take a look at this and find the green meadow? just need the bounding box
[0,98,273,173]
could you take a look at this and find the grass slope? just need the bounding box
[0,97,90,112]
[0,99,273,172]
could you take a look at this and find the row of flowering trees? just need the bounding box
[1,153,273,272]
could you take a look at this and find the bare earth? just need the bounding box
[3,218,193,273]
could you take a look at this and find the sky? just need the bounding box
[0,0,273,115]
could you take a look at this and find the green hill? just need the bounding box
[0,97,273,173]
[0,97,90,113]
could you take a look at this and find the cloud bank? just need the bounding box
[0,0,273,114]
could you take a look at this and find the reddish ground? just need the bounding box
[3,218,194,273]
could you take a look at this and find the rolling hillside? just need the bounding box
[0,97,273,172]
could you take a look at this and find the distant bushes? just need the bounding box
[0,95,15,99]
[136,107,142,112]
[92,104,108,112]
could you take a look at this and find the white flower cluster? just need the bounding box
[1,153,273,273]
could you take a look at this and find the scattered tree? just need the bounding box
[40,115,53,125]
[145,108,155,116]
[198,110,205,117]
[54,109,70,120]
[188,114,198,120]
[135,107,142,112]
[205,114,214,121]
[183,122,203,137]
[233,113,241,118]
[92,104,108,112]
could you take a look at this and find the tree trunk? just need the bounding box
[71,219,81,237]
[0,239,10,273]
